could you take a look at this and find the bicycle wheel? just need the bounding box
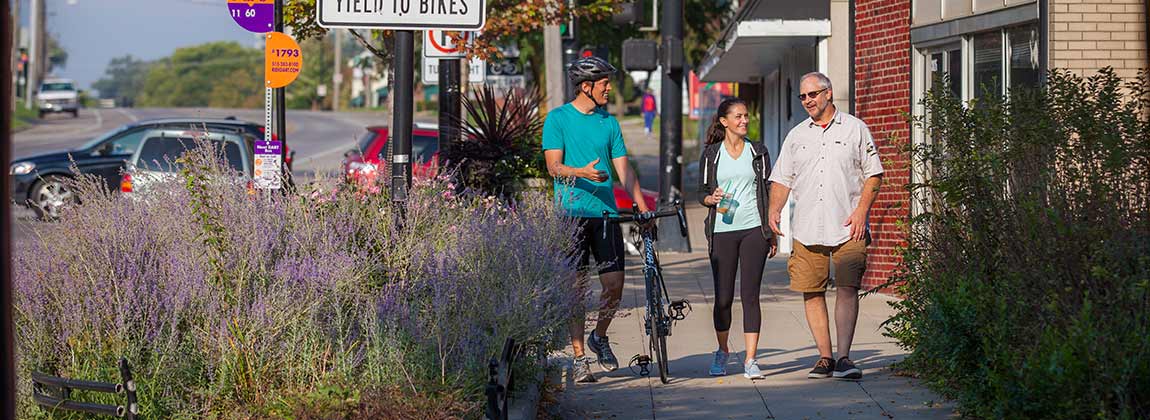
[647,315,669,384]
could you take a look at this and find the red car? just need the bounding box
[341,124,658,212]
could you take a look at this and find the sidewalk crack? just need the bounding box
[752,382,776,418]
[857,382,894,418]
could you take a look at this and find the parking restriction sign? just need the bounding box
[424,30,472,58]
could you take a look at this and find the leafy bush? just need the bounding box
[882,68,1150,419]
[448,85,549,194]
[13,141,582,418]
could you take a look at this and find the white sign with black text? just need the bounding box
[316,0,486,30]
[422,57,485,85]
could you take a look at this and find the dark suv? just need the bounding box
[8,117,292,219]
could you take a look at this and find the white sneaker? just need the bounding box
[743,360,765,380]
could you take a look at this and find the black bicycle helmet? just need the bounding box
[568,56,617,85]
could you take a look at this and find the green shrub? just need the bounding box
[882,68,1150,419]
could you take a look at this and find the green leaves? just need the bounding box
[888,68,1150,418]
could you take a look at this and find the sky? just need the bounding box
[18,0,262,90]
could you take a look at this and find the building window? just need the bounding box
[1008,25,1041,90]
[915,22,1040,108]
[973,31,1004,101]
[927,47,963,98]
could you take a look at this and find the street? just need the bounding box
[8,106,410,243]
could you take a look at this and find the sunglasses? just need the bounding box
[797,88,828,101]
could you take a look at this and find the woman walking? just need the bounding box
[697,97,777,379]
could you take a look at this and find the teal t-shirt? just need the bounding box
[542,103,628,218]
[713,142,761,232]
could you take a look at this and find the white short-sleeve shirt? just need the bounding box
[768,111,884,247]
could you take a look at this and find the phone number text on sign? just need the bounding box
[265,32,303,88]
[227,0,274,33]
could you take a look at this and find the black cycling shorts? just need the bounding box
[575,217,625,274]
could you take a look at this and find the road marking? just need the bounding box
[116,107,139,122]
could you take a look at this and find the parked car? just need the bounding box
[120,130,252,196]
[341,124,658,213]
[36,78,80,118]
[9,117,288,219]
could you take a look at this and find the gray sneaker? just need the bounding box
[743,360,765,380]
[587,331,619,372]
[832,357,862,380]
[572,356,597,383]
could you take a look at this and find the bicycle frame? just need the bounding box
[603,200,690,383]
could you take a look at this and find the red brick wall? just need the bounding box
[854,0,912,290]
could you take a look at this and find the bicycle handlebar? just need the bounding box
[601,200,688,240]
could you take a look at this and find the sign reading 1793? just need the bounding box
[316,0,486,30]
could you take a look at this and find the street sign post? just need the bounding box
[261,30,301,190]
[315,2,488,210]
[315,0,486,30]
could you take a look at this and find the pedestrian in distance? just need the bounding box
[641,88,657,138]
[697,97,778,380]
[543,56,652,383]
[767,72,884,381]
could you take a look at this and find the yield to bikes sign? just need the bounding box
[316,0,486,30]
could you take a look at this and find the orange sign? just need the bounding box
[265,32,302,88]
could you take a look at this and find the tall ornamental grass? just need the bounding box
[13,141,582,419]
[883,68,1150,418]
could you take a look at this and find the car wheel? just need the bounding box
[29,175,75,220]
[71,110,79,118]
[37,111,45,119]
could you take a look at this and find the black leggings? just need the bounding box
[710,227,768,333]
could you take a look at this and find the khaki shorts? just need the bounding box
[787,239,867,293]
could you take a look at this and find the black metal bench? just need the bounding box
[32,357,138,419]
[485,338,516,420]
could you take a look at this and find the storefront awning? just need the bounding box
[697,19,831,83]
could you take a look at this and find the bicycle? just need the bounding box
[602,200,692,384]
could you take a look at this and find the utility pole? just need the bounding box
[274,0,287,182]
[2,0,17,418]
[658,0,690,252]
[332,29,341,111]
[24,0,39,109]
[10,0,18,112]
[390,30,414,208]
[544,25,563,111]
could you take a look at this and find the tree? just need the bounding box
[285,34,335,109]
[137,42,262,108]
[44,32,67,73]
[91,55,150,105]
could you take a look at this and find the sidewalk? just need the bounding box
[545,119,955,419]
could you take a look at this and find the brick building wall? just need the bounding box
[1050,0,1148,80]
[853,0,913,289]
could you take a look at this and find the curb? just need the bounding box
[506,359,546,420]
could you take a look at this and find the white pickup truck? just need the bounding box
[37,78,80,118]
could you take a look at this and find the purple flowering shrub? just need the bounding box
[13,142,582,417]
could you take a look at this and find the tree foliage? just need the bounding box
[91,55,151,105]
[138,42,262,108]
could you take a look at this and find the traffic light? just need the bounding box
[560,17,576,41]
[579,46,609,60]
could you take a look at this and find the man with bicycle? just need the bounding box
[543,56,651,383]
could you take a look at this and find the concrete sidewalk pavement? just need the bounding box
[549,204,955,419]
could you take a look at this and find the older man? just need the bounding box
[767,72,884,380]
